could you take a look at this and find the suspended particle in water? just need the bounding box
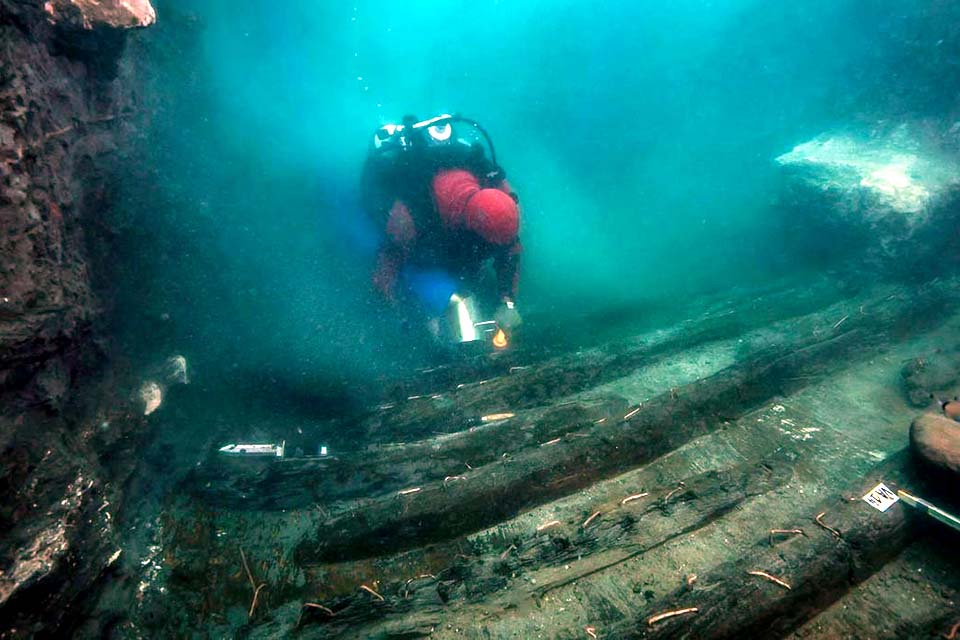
[164,355,188,385]
[140,381,162,416]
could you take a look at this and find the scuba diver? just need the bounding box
[362,114,522,349]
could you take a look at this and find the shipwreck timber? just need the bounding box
[141,277,960,639]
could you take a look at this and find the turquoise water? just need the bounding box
[91,2,960,636]
[109,0,958,397]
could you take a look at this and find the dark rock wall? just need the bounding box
[0,1,132,404]
[0,2,151,636]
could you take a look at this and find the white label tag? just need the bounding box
[862,482,899,512]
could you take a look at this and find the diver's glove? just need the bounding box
[494,298,522,331]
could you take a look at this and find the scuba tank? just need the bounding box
[370,113,500,171]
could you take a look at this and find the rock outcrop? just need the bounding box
[901,350,960,407]
[0,1,154,635]
[0,0,152,404]
[775,126,960,269]
[42,0,156,30]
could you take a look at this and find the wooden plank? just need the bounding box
[293,454,794,635]
[294,315,882,563]
[613,449,927,639]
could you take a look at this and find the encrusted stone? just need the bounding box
[910,412,960,476]
[43,0,156,30]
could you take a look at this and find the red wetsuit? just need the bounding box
[366,158,522,304]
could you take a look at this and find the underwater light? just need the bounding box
[493,328,508,349]
[449,293,480,342]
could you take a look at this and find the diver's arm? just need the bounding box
[372,200,417,301]
[494,240,523,330]
[490,178,520,303]
[494,239,521,302]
